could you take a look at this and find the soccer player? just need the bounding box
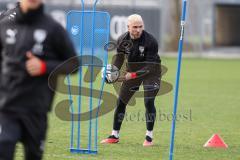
[0,0,78,159]
[101,14,161,147]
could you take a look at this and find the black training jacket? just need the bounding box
[113,31,161,74]
[0,4,78,113]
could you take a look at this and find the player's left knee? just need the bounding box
[144,98,156,110]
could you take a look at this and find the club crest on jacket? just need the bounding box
[32,29,47,55]
[139,46,145,56]
[6,28,17,44]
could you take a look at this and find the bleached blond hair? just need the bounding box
[127,14,144,26]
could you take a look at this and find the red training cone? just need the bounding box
[204,134,228,148]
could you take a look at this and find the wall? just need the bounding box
[0,1,161,46]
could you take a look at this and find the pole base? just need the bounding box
[70,148,98,154]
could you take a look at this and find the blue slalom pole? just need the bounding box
[95,11,110,153]
[169,0,188,160]
[76,0,85,150]
[67,75,74,149]
[88,0,99,151]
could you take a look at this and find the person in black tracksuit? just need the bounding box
[0,0,78,159]
[101,14,161,146]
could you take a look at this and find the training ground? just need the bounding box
[15,56,240,160]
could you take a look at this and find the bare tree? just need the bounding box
[165,0,181,51]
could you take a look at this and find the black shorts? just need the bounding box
[0,111,48,160]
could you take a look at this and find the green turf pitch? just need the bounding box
[15,57,240,160]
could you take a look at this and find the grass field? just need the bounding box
[16,57,240,160]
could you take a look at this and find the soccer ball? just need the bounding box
[101,64,120,83]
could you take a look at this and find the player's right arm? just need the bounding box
[45,22,79,75]
[112,35,127,70]
[103,35,127,83]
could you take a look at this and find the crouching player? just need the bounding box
[101,14,161,147]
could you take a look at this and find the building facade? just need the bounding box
[1,0,240,54]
